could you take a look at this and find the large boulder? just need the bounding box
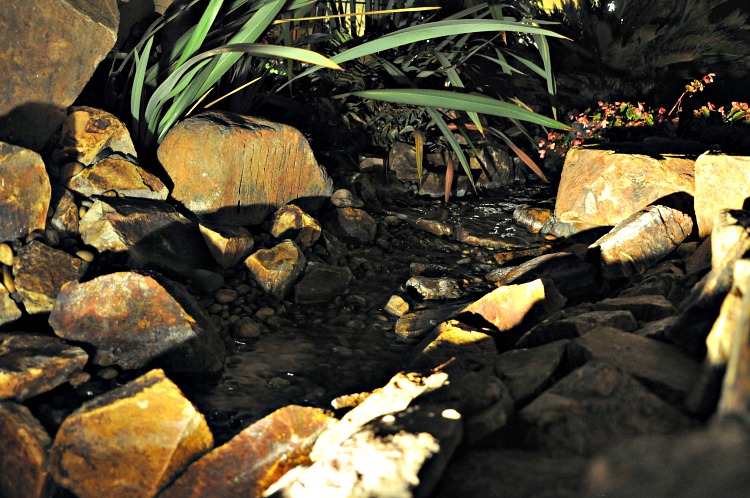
[158,111,334,225]
[0,1,119,150]
[694,153,750,238]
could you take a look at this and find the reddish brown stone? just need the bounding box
[67,156,167,200]
[12,241,88,314]
[323,207,377,243]
[0,333,88,401]
[0,286,22,326]
[0,402,56,498]
[0,143,51,241]
[694,153,750,238]
[0,1,119,150]
[55,106,137,166]
[513,205,552,234]
[49,271,225,372]
[49,187,79,237]
[198,223,255,269]
[244,240,306,300]
[50,369,213,498]
[160,405,332,498]
[269,204,322,249]
[157,111,333,225]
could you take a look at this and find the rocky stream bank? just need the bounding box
[2,104,750,498]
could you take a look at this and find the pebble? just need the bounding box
[59,161,85,182]
[255,307,275,320]
[96,367,119,380]
[0,243,13,266]
[2,265,15,293]
[234,318,263,338]
[76,249,95,263]
[215,288,239,304]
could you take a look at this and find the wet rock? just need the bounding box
[49,187,79,237]
[269,204,322,249]
[384,294,409,317]
[494,340,569,407]
[409,321,499,370]
[0,143,51,241]
[492,244,555,265]
[588,205,693,279]
[49,271,225,372]
[694,153,750,238]
[519,361,694,456]
[54,107,137,166]
[232,317,263,339]
[66,155,168,200]
[245,240,306,300]
[160,405,332,498]
[158,111,333,225]
[477,144,515,187]
[80,197,214,275]
[405,276,463,300]
[584,420,750,498]
[0,333,87,401]
[568,327,700,404]
[330,188,364,208]
[322,207,377,244]
[12,241,88,314]
[546,145,695,237]
[0,402,56,498]
[0,286,22,326]
[516,310,638,349]
[395,302,466,344]
[198,223,255,269]
[50,369,213,498]
[294,262,353,305]
[591,295,676,322]
[513,204,552,234]
[388,141,418,182]
[0,2,118,150]
[455,226,528,250]
[487,252,598,301]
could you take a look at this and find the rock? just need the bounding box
[358,155,384,172]
[486,252,598,301]
[394,302,466,344]
[568,327,700,404]
[48,187,79,237]
[405,276,463,300]
[477,143,515,187]
[546,145,695,237]
[388,141,418,182]
[513,204,552,234]
[329,189,364,208]
[269,204,322,249]
[189,269,224,295]
[245,240,306,300]
[50,369,213,498]
[54,106,137,166]
[160,405,332,498]
[494,340,570,407]
[519,361,694,456]
[694,153,750,238]
[591,295,677,322]
[232,317,263,339]
[493,244,555,265]
[384,294,409,317]
[0,243,13,266]
[0,1,119,150]
[516,310,638,349]
[0,402,56,498]
[409,321,499,370]
[584,420,750,498]
[66,155,168,200]
[0,143,51,241]
[198,223,255,269]
[80,197,214,275]
[588,205,693,279]
[0,333,87,401]
[322,207,377,244]
[158,111,333,225]
[49,271,225,372]
[294,262,353,305]
[12,241,88,314]
[0,285,22,326]
[455,226,529,250]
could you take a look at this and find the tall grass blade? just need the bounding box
[490,127,548,182]
[425,106,477,193]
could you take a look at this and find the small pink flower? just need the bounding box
[539,149,547,159]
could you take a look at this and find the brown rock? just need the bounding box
[519,361,694,456]
[160,405,332,498]
[493,244,555,265]
[245,240,307,300]
[55,106,137,166]
[513,204,552,234]
[0,143,51,241]
[0,2,119,150]
[405,276,463,300]
[0,333,88,401]
[67,156,167,200]
[49,271,225,372]
[158,111,333,225]
[12,241,88,314]
[329,189,364,208]
[388,141,418,182]
[589,205,693,279]
[50,369,213,498]
[592,295,676,322]
[0,285,22,326]
[269,204,322,249]
[198,223,255,269]
[322,207,377,243]
[477,143,515,187]
[516,309,638,349]
[409,320,500,370]
[394,302,466,344]
[79,197,214,275]
[294,262,353,305]
[49,187,79,237]
[694,153,750,238]
[494,340,570,407]
[548,145,695,236]
[0,402,56,498]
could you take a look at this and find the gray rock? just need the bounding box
[592,295,677,322]
[322,207,377,244]
[294,263,353,305]
[494,340,569,407]
[516,310,638,348]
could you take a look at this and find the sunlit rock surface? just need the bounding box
[0,143,51,241]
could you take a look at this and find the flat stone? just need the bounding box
[198,223,255,269]
[592,295,676,322]
[694,153,750,238]
[12,241,88,314]
[0,143,51,241]
[589,205,693,279]
[394,302,466,344]
[0,402,55,498]
[494,340,569,407]
[160,405,332,498]
[405,276,463,300]
[519,361,694,456]
[0,333,88,401]
[66,156,167,200]
[50,369,213,498]
[569,327,700,404]
[294,262,353,305]
[513,204,552,234]
[158,111,333,225]
[54,106,137,166]
[322,207,377,243]
[269,204,322,249]
[516,310,638,348]
[245,240,306,300]
[49,271,225,372]
[0,1,118,150]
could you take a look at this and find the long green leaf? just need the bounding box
[425,107,476,193]
[347,88,570,129]
[131,36,154,145]
[174,0,224,70]
[435,51,483,134]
